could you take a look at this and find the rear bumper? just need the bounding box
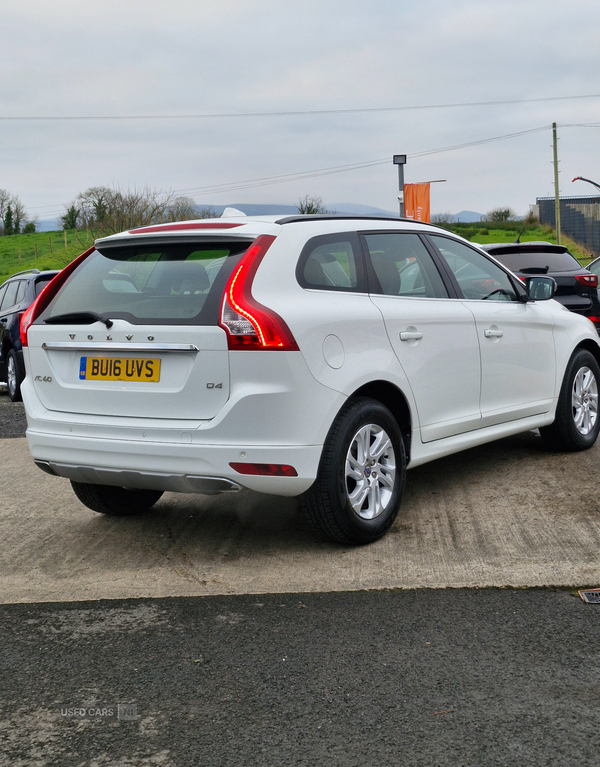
[26,429,322,496]
[22,346,347,497]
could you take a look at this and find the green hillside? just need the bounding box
[0,229,94,284]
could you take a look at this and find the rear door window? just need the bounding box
[1,281,20,310]
[40,240,252,325]
[297,233,364,292]
[15,280,27,304]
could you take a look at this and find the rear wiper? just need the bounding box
[519,266,549,274]
[44,311,114,329]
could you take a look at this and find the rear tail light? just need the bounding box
[219,235,299,351]
[575,273,599,287]
[229,462,298,477]
[588,316,600,323]
[20,247,95,347]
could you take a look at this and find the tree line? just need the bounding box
[0,185,218,237]
[0,186,337,238]
[0,190,36,235]
[58,186,215,234]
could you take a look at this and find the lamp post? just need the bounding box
[393,155,407,217]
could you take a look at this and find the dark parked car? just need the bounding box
[480,242,600,329]
[0,268,59,401]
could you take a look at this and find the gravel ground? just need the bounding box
[0,391,27,438]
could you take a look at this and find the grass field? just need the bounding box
[0,229,95,284]
[0,221,595,285]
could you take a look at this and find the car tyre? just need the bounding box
[70,481,163,516]
[540,348,600,451]
[301,397,405,545]
[7,349,22,402]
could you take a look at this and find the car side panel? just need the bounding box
[250,227,421,426]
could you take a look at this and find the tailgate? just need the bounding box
[27,322,229,419]
[25,235,256,420]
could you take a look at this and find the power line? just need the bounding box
[558,122,600,128]
[172,126,551,198]
[24,123,571,213]
[2,95,600,122]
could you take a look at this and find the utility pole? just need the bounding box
[393,155,407,217]
[552,122,561,246]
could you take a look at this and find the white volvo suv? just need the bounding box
[20,214,600,544]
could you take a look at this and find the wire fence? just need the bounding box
[537,196,600,256]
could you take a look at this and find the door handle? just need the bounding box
[484,328,504,338]
[400,331,423,342]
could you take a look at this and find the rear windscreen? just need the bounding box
[40,240,252,325]
[490,250,581,272]
[35,276,56,296]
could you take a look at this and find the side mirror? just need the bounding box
[525,276,556,301]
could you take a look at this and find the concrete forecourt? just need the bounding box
[2,416,600,603]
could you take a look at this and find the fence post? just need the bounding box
[18,248,21,265]
[49,236,53,253]
[35,242,38,260]
[64,230,67,249]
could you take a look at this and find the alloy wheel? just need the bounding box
[344,423,396,519]
[572,366,598,435]
[7,354,16,398]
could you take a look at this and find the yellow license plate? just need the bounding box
[79,356,161,382]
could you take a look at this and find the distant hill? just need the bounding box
[329,203,398,216]
[452,210,484,223]
[37,218,60,232]
[202,202,399,217]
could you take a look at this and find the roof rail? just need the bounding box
[6,268,41,278]
[274,214,407,225]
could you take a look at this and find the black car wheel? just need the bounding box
[70,481,164,516]
[6,349,22,402]
[301,397,406,545]
[540,349,600,451]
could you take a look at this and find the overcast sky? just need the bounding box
[2,0,600,221]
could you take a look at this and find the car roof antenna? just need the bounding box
[514,212,534,244]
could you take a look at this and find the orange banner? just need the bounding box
[404,183,430,223]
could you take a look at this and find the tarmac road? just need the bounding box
[1,589,600,767]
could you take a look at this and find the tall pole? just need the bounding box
[393,155,407,218]
[397,164,405,217]
[553,122,561,246]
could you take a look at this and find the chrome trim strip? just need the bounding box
[41,342,199,353]
[36,461,243,495]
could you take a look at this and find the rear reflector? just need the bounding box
[229,462,298,477]
[576,273,599,287]
[588,316,600,323]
